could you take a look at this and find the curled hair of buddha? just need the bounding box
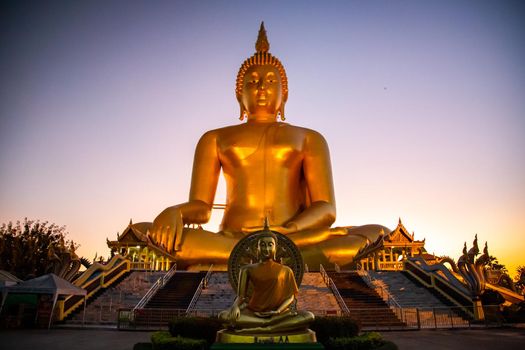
[256,216,278,242]
[236,22,288,121]
[256,230,278,243]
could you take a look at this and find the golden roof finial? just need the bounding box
[255,21,270,53]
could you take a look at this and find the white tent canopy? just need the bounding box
[5,273,86,296]
[0,270,22,288]
[0,273,86,328]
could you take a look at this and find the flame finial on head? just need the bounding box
[263,216,271,231]
[256,22,270,53]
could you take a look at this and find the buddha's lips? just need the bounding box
[257,95,267,105]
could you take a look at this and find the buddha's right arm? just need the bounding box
[150,131,220,252]
[237,267,249,303]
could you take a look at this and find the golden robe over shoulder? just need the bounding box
[247,259,298,312]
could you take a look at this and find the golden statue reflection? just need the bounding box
[149,22,389,269]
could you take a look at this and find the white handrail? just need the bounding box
[134,263,177,311]
[357,269,402,310]
[202,264,214,289]
[186,264,214,314]
[320,264,350,315]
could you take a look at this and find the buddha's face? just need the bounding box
[258,236,277,260]
[241,65,283,121]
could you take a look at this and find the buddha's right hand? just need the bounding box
[150,206,183,253]
[228,305,241,322]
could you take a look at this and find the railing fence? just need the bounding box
[118,305,504,331]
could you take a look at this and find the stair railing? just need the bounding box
[134,263,177,311]
[319,264,350,316]
[202,263,214,289]
[186,264,214,314]
[357,269,402,310]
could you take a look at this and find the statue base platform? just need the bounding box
[211,344,324,350]
[214,329,318,345]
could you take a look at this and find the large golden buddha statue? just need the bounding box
[149,23,388,269]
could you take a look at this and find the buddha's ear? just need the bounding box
[239,105,245,121]
[279,104,285,121]
[237,96,247,121]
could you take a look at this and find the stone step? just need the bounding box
[67,270,166,324]
[143,272,205,310]
[328,271,405,327]
[368,271,459,308]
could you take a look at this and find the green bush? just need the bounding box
[168,317,222,344]
[375,341,398,350]
[151,331,207,350]
[325,332,397,350]
[133,343,152,350]
[310,316,361,343]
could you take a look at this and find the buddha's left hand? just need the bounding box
[242,225,297,235]
[254,310,279,318]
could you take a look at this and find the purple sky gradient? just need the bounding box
[1,0,524,274]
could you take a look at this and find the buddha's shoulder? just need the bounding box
[282,123,326,138]
[211,122,324,135]
[197,123,326,142]
[198,124,244,138]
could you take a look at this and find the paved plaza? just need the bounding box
[382,328,525,350]
[0,327,525,350]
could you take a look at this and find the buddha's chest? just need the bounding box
[250,263,286,285]
[218,128,304,168]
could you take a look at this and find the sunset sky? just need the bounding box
[1,1,524,276]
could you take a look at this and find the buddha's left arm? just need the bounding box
[285,130,336,231]
[276,294,295,314]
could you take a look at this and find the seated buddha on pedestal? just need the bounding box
[216,228,315,342]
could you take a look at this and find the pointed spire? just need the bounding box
[398,217,402,225]
[129,218,133,226]
[255,21,270,53]
[263,216,270,231]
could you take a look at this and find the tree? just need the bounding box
[0,218,80,280]
[515,265,525,293]
[487,255,508,274]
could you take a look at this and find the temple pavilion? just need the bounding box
[106,220,176,271]
[353,219,427,271]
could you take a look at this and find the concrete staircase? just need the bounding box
[134,271,205,327]
[67,271,165,325]
[297,273,341,316]
[370,271,470,326]
[191,272,235,314]
[368,271,455,308]
[329,271,405,328]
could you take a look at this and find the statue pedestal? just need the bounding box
[214,329,320,346]
[211,344,324,350]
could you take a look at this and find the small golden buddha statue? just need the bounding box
[218,229,314,338]
[149,22,388,269]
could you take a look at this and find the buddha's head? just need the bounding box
[257,231,277,261]
[236,22,288,122]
